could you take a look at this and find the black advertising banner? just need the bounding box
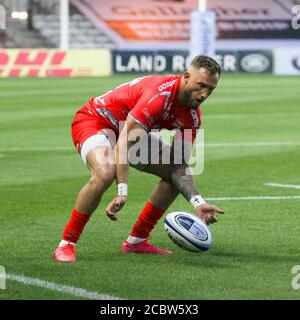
[112,50,273,74]
[214,51,240,73]
[113,51,188,73]
[238,51,273,73]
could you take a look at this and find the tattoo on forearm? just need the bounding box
[170,165,198,201]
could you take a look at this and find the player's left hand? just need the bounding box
[195,203,224,225]
[106,195,127,221]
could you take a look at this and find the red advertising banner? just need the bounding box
[72,0,298,42]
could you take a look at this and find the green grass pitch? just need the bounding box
[0,74,300,300]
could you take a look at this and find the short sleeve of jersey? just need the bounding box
[129,91,170,131]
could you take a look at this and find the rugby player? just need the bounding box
[53,55,224,262]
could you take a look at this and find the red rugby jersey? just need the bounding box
[85,75,201,143]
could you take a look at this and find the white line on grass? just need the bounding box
[205,141,300,148]
[6,273,123,300]
[264,183,300,190]
[4,195,300,297]
[0,147,74,152]
[0,88,95,97]
[206,195,300,201]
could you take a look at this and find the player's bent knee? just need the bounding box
[90,167,115,190]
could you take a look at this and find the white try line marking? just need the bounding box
[0,141,300,152]
[6,273,123,300]
[206,195,300,201]
[264,183,300,190]
[205,141,300,148]
[0,147,74,152]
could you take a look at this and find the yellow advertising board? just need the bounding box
[0,49,111,77]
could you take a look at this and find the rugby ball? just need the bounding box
[164,211,212,252]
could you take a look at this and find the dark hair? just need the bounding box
[190,55,221,76]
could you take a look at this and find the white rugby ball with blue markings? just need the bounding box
[164,211,212,252]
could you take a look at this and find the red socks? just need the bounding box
[130,201,165,239]
[62,203,164,245]
[62,209,90,244]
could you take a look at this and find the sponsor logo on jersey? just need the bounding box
[158,79,176,92]
[171,119,184,129]
[162,110,174,121]
[143,107,155,124]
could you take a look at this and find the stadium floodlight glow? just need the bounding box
[11,11,19,19]
[11,11,28,20]
[18,11,28,20]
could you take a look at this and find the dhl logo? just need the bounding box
[0,50,72,77]
[0,49,110,77]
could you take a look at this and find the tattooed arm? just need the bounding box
[170,164,198,201]
[170,135,224,225]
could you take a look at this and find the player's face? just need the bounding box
[182,68,219,109]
